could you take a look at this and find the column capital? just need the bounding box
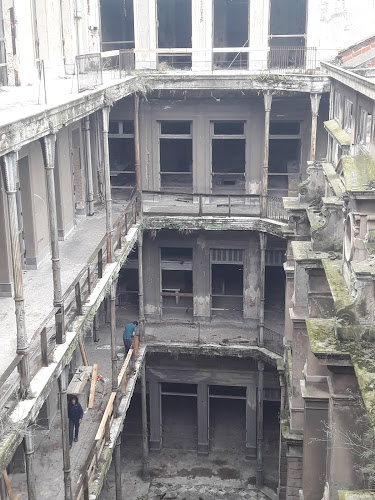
[263,90,272,112]
[2,151,18,193]
[40,134,56,170]
[310,92,322,117]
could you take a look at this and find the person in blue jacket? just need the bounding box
[68,396,83,447]
[123,320,138,357]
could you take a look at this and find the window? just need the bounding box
[343,98,353,133]
[333,91,341,124]
[108,120,135,193]
[159,121,193,191]
[358,108,372,151]
[211,121,246,194]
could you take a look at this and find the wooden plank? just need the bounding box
[3,471,14,500]
[79,340,89,366]
[134,336,139,358]
[95,392,116,441]
[88,364,98,409]
[117,349,133,387]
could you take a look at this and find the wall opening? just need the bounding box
[269,122,301,196]
[101,0,134,50]
[211,121,246,194]
[161,247,193,321]
[161,382,197,450]
[211,258,243,321]
[213,0,249,69]
[157,0,192,69]
[209,385,246,453]
[159,121,193,191]
[265,266,285,333]
[109,120,135,199]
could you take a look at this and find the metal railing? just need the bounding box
[268,46,317,73]
[141,190,288,223]
[264,327,284,356]
[119,49,135,75]
[76,53,103,92]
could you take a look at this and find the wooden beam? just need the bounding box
[134,336,139,358]
[3,471,14,500]
[88,364,98,409]
[117,349,133,387]
[95,392,116,441]
[79,340,89,366]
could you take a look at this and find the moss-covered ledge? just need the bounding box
[324,119,351,147]
[322,260,354,313]
[322,162,345,197]
[338,492,375,499]
[341,154,375,195]
[306,318,349,359]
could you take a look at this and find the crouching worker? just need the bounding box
[123,320,138,358]
[68,396,83,447]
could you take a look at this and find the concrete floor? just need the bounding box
[0,201,127,392]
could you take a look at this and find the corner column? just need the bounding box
[149,377,162,451]
[258,233,267,347]
[138,232,145,341]
[246,384,256,459]
[310,93,322,162]
[256,360,264,488]
[2,152,30,396]
[114,435,122,499]
[24,429,37,500]
[83,116,94,215]
[59,368,72,500]
[102,106,113,263]
[110,281,118,393]
[261,91,272,216]
[134,94,141,192]
[197,382,209,455]
[141,362,150,480]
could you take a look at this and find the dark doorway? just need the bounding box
[211,263,243,320]
[268,139,300,196]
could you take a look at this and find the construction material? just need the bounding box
[3,471,14,500]
[88,364,98,409]
[95,392,116,441]
[67,366,92,411]
[79,340,89,366]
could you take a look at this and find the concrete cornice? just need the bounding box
[321,61,375,101]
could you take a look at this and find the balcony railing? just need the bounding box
[141,191,288,223]
[76,53,103,92]
[268,46,317,73]
[264,327,284,356]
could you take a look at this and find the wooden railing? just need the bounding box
[75,337,140,500]
[0,193,139,413]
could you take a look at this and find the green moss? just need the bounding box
[322,260,353,312]
[306,318,345,355]
[339,491,375,499]
[341,154,375,192]
[322,162,346,197]
[324,119,351,146]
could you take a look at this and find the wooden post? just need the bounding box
[87,266,91,295]
[98,249,103,279]
[3,471,14,500]
[88,364,98,409]
[55,306,65,345]
[59,369,72,500]
[41,327,48,367]
[75,282,82,316]
[79,340,89,366]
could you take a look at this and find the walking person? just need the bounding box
[68,396,83,448]
[123,320,138,357]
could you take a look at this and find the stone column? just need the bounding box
[134,94,141,192]
[102,106,113,264]
[114,435,122,499]
[110,281,118,393]
[197,382,209,455]
[310,93,322,162]
[258,233,267,347]
[246,384,257,459]
[83,116,94,215]
[193,234,211,322]
[59,368,72,500]
[256,360,264,488]
[138,232,145,342]
[2,152,30,396]
[261,91,272,216]
[149,377,162,451]
[141,362,150,480]
[24,430,37,500]
[41,135,65,345]
[192,0,213,71]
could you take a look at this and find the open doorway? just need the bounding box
[211,121,246,194]
[159,121,193,192]
[109,120,135,200]
[213,0,249,69]
[161,247,193,321]
[211,248,244,321]
[157,0,192,69]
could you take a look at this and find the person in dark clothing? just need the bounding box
[68,396,83,447]
[123,320,138,357]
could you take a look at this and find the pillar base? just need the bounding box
[197,442,209,456]
[246,446,256,459]
[149,440,161,452]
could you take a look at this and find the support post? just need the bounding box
[102,106,113,264]
[134,94,141,192]
[138,232,145,341]
[261,91,272,217]
[2,152,30,396]
[259,233,267,348]
[114,435,122,499]
[0,474,6,500]
[93,314,99,342]
[59,368,72,500]
[256,360,264,488]
[197,382,209,455]
[110,281,118,393]
[141,362,150,480]
[310,93,322,162]
[149,377,161,451]
[246,385,257,459]
[83,116,94,215]
[24,429,37,500]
